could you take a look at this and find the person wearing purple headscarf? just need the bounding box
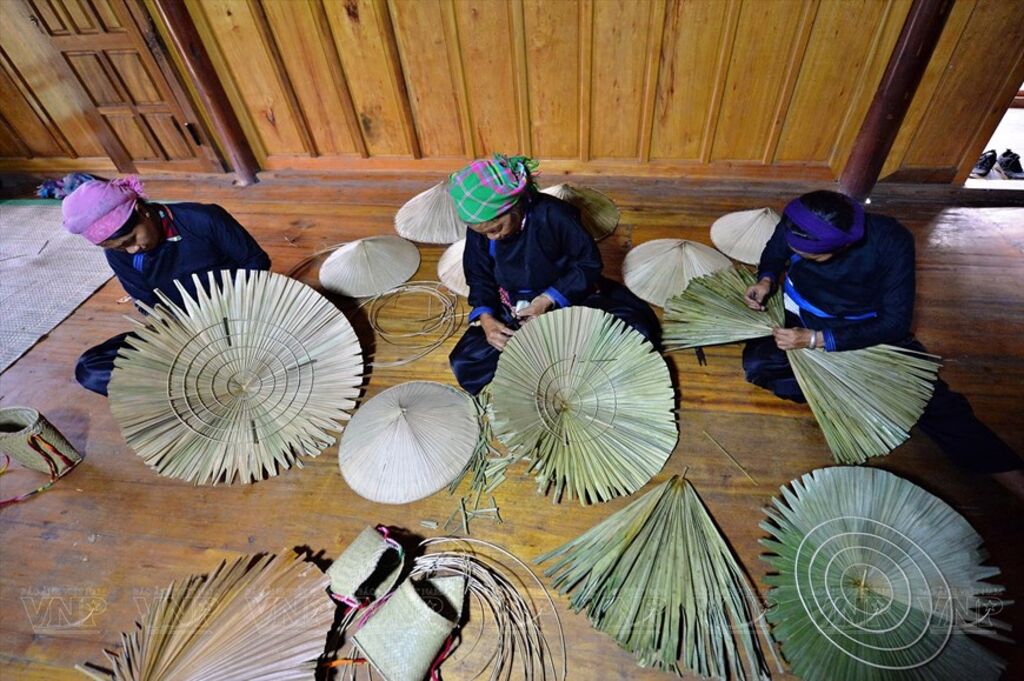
[741,190,1022,500]
[62,177,270,396]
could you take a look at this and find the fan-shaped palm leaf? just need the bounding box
[78,551,334,680]
[109,270,363,484]
[761,466,1009,681]
[538,475,779,680]
[489,307,676,504]
[663,267,783,350]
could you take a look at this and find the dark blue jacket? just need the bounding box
[105,202,271,309]
[757,213,915,351]
[464,192,602,322]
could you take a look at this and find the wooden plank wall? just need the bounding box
[3,0,1024,182]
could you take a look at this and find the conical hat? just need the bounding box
[319,235,420,298]
[710,207,780,264]
[108,270,363,485]
[339,381,480,504]
[395,180,464,244]
[622,239,731,307]
[437,239,468,297]
[540,183,619,241]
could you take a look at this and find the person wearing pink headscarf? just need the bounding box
[62,177,270,395]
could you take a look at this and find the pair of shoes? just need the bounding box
[972,149,997,177]
[997,149,1024,179]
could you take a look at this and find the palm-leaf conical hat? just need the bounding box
[540,183,619,241]
[437,238,468,297]
[319,235,420,298]
[710,207,780,264]
[394,180,464,244]
[623,238,731,307]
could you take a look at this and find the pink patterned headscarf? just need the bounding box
[61,176,145,245]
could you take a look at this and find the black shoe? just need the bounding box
[972,149,997,176]
[997,149,1024,179]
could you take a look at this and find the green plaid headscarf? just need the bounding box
[448,154,538,223]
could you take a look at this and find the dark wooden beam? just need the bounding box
[149,0,259,186]
[839,0,954,201]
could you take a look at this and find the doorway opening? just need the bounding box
[965,83,1024,189]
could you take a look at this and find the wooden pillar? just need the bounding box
[149,0,260,186]
[838,0,953,200]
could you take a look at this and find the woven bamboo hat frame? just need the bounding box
[540,183,619,241]
[318,235,420,298]
[77,551,335,681]
[761,467,1009,681]
[709,207,780,264]
[109,270,363,485]
[339,381,480,504]
[488,306,676,504]
[622,238,731,307]
[437,238,469,297]
[394,179,464,244]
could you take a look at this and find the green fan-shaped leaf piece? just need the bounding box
[761,467,1009,681]
[538,475,779,680]
[663,267,783,351]
[489,306,676,504]
[789,345,941,464]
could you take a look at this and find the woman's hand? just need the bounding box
[480,314,515,351]
[515,294,555,323]
[773,327,824,351]
[744,277,774,311]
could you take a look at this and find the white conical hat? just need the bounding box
[709,207,780,264]
[395,180,464,244]
[437,238,468,297]
[622,239,731,307]
[339,381,480,504]
[540,183,619,241]
[319,235,420,298]
[108,270,363,485]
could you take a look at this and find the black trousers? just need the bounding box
[450,282,660,396]
[742,334,1022,474]
[75,332,132,396]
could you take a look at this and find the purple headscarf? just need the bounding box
[61,176,145,245]
[783,194,865,254]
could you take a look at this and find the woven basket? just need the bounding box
[0,407,80,475]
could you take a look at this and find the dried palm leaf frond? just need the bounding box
[761,466,1009,681]
[489,307,676,504]
[623,238,732,307]
[663,267,783,351]
[540,183,619,241]
[109,270,362,485]
[395,180,464,244]
[338,381,480,504]
[437,238,469,297]
[710,207,780,264]
[538,475,779,680]
[789,345,940,464]
[77,551,334,681]
[319,235,420,298]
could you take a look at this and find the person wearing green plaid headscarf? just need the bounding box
[448,153,660,395]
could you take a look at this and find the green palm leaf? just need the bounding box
[761,466,1009,681]
[538,476,780,680]
[489,307,677,504]
[663,267,783,350]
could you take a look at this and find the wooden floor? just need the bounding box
[1,173,1022,680]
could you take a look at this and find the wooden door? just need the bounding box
[16,0,220,173]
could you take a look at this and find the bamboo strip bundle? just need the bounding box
[537,476,779,680]
[663,267,783,350]
[394,180,464,244]
[77,551,335,680]
[540,183,619,241]
[789,345,940,464]
[488,307,676,504]
[109,270,363,485]
[761,467,1009,681]
[623,238,732,307]
[338,381,480,504]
